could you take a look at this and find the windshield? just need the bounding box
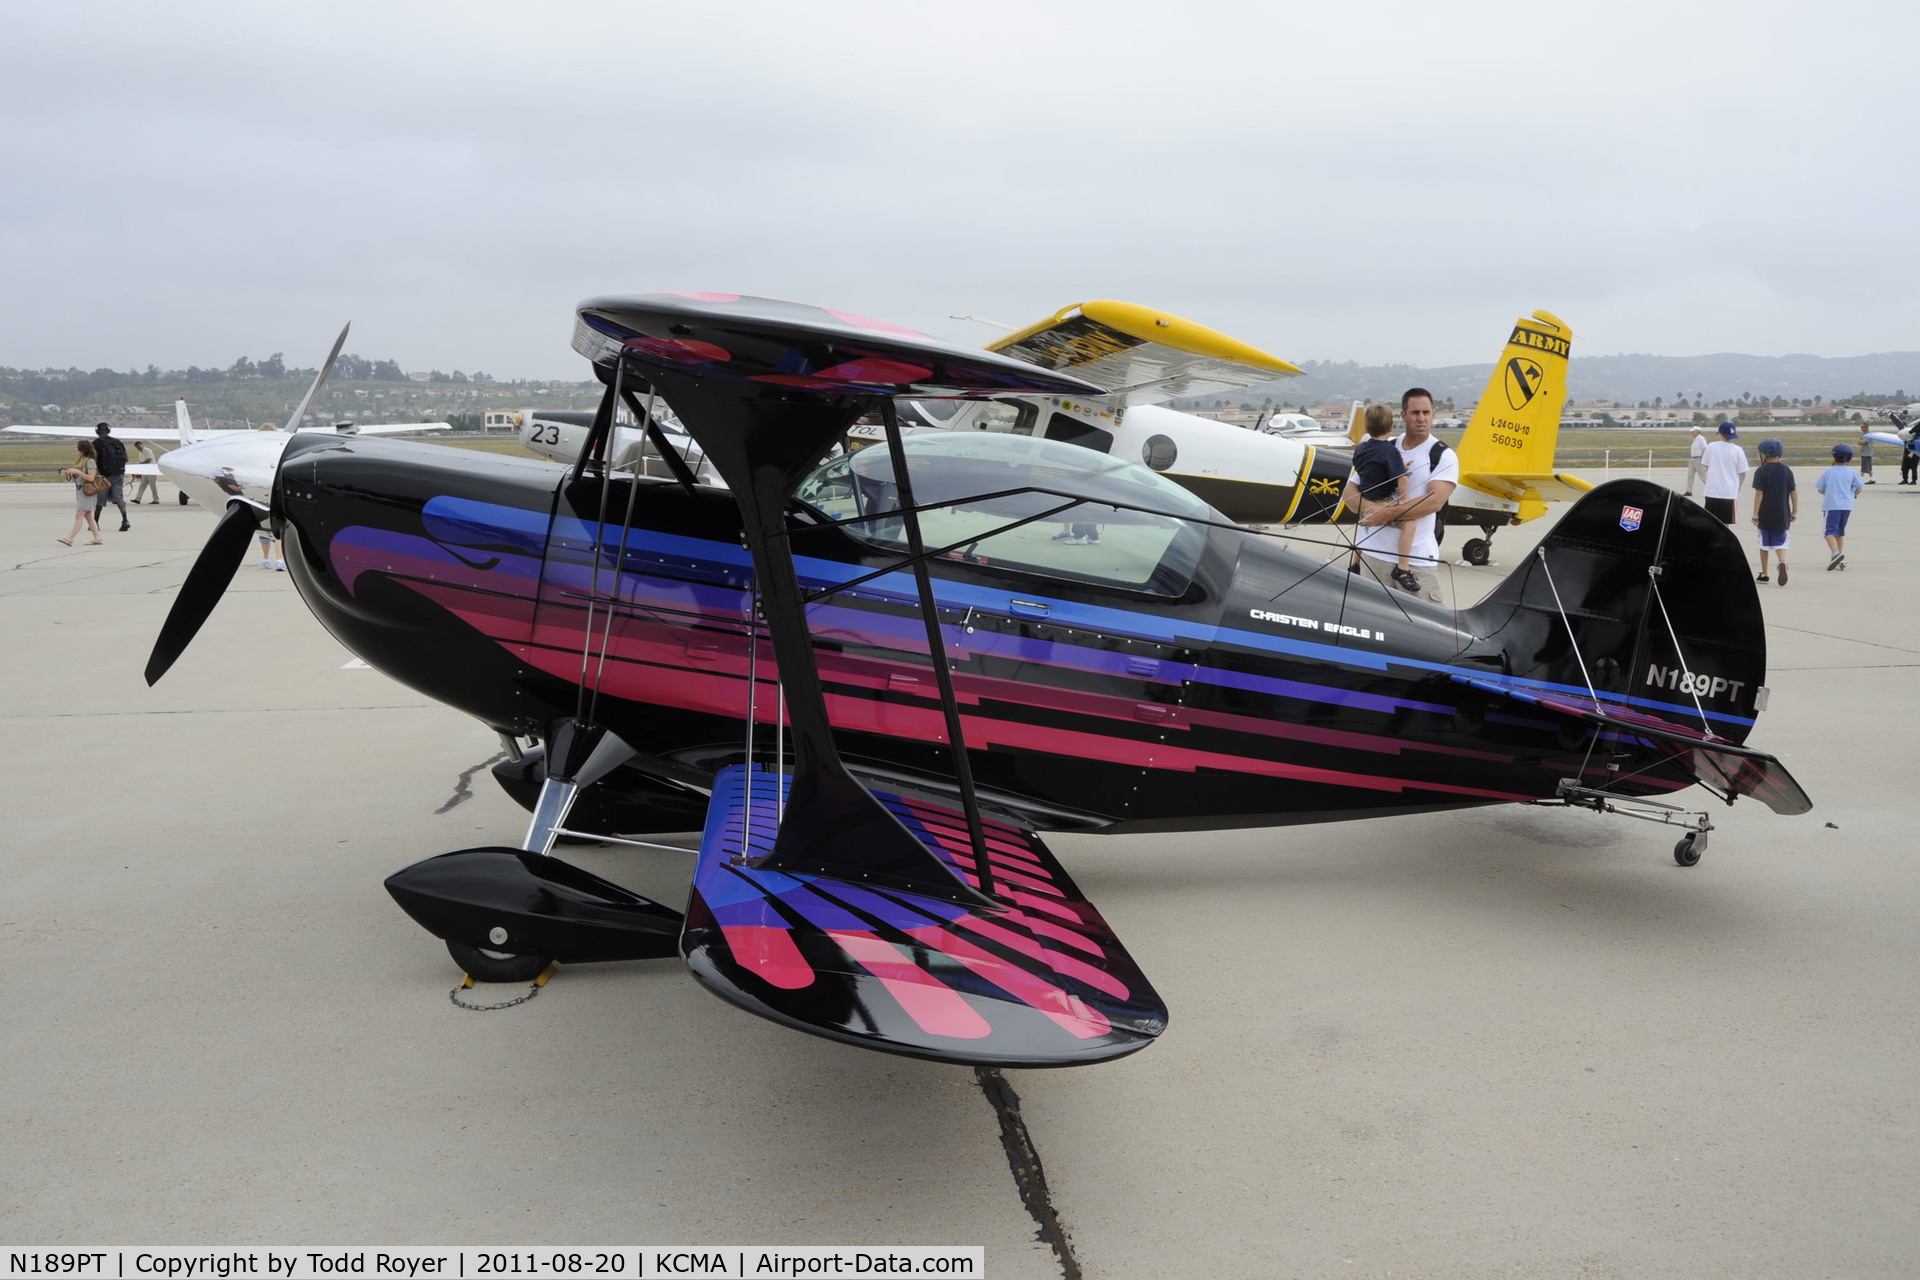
[795,433,1215,596]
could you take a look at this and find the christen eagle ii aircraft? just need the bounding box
[146,293,1810,1069]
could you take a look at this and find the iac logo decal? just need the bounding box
[1619,505,1643,532]
[1309,477,1341,495]
[1504,356,1545,410]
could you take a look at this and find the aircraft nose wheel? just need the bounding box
[446,938,553,983]
[1673,832,1705,867]
[1463,537,1492,566]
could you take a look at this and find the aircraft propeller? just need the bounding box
[144,501,264,685]
[143,324,350,685]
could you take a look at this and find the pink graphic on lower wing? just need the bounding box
[720,924,814,990]
[953,915,1128,1000]
[906,926,1108,1039]
[827,931,991,1039]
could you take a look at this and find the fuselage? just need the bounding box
[272,434,1733,835]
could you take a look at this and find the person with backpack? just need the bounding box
[90,423,131,531]
[1339,387,1458,601]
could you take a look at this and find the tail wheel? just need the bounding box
[1673,834,1703,867]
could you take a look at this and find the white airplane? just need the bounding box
[513,403,721,485]
[850,300,1356,524]
[137,325,452,512]
[5,336,451,506]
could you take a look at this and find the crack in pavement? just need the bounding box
[437,751,509,814]
[976,1067,1081,1280]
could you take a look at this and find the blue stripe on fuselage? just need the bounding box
[426,495,1755,729]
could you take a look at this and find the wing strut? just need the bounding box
[879,400,997,899]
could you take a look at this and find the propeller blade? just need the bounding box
[145,501,265,686]
[282,322,349,435]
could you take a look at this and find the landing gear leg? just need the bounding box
[1551,780,1714,867]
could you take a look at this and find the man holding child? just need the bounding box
[1339,387,1458,602]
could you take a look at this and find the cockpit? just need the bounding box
[795,432,1218,597]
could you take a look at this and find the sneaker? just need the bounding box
[1050,532,1079,543]
[274,559,286,571]
[1827,553,1842,571]
[260,561,274,570]
[119,521,130,532]
[1777,563,1787,585]
[1835,554,1846,571]
[1390,567,1422,593]
[1756,573,1768,583]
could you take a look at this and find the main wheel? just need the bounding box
[1673,834,1703,867]
[1463,538,1492,566]
[447,938,552,983]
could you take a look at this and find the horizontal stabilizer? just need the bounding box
[989,300,1299,405]
[681,766,1167,1067]
[1451,676,1812,816]
[1459,471,1596,503]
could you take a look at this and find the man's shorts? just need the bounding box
[1758,526,1789,550]
[95,474,125,505]
[1824,509,1852,538]
[1703,496,1737,524]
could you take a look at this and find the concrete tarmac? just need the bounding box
[3,468,1917,1276]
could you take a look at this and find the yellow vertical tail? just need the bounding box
[1455,310,1572,479]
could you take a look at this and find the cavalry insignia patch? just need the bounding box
[1619,505,1644,532]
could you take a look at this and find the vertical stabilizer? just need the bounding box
[1455,310,1571,479]
[174,398,197,446]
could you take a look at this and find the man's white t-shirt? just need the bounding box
[1689,433,1706,460]
[1349,433,1460,566]
[1701,439,1749,499]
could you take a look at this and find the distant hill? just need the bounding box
[1183,351,1920,409]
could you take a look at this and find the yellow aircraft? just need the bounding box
[1345,309,1593,565]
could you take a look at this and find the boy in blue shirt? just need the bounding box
[1749,438,1796,584]
[1816,442,1864,570]
[1350,403,1419,592]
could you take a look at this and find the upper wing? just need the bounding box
[682,765,1167,1067]
[5,425,182,442]
[988,300,1299,405]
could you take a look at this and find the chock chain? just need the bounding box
[448,963,557,1011]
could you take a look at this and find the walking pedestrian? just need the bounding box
[59,441,105,546]
[1684,425,1707,496]
[1903,428,1919,486]
[130,441,160,504]
[90,423,130,531]
[1750,437,1796,585]
[1817,443,1863,571]
[1700,422,1748,524]
[1858,432,1876,485]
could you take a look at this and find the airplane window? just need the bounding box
[796,433,1214,596]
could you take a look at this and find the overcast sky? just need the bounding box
[3,0,1915,378]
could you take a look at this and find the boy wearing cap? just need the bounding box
[1750,438,1796,584]
[1816,443,1863,570]
[1700,422,1748,524]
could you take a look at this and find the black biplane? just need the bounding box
[147,293,1811,1068]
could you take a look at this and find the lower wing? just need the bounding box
[682,765,1168,1067]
